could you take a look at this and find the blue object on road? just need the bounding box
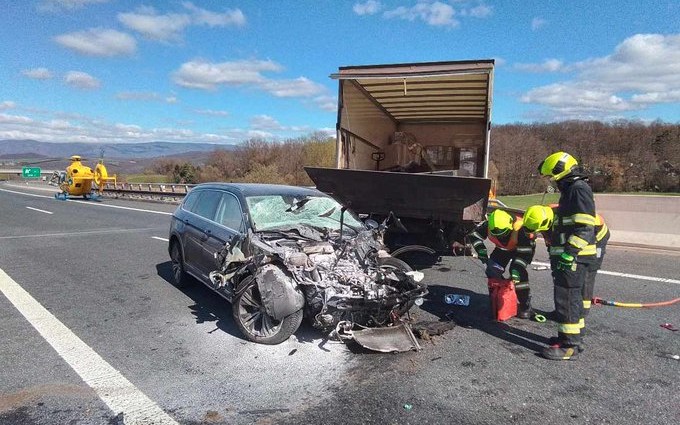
[444,294,470,306]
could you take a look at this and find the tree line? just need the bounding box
[490,120,680,195]
[150,120,680,195]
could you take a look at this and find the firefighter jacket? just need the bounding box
[469,215,536,272]
[549,172,597,262]
[542,209,609,256]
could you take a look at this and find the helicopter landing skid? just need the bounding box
[54,191,102,201]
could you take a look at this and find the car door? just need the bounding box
[196,190,245,277]
[182,189,222,280]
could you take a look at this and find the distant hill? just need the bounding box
[0,139,235,160]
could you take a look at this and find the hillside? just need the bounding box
[0,139,234,160]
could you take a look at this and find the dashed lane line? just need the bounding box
[152,236,169,242]
[531,261,680,285]
[0,267,180,425]
[0,187,172,216]
[26,206,53,214]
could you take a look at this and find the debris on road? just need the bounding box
[412,320,457,341]
[660,323,678,331]
[443,294,470,306]
[334,321,421,352]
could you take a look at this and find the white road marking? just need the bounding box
[152,236,169,242]
[531,261,680,285]
[0,187,172,216]
[0,228,160,240]
[0,268,179,425]
[26,206,53,214]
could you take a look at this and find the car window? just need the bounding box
[182,190,200,212]
[192,190,221,221]
[215,192,243,230]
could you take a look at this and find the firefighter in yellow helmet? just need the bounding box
[535,152,597,360]
[524,204,610,351]
[468,208,536,319]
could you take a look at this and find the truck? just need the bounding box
[305,59,494,261]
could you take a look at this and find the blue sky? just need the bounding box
[1,0,679,145]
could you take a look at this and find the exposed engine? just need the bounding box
[257,228,427,331]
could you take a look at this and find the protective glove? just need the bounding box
[477,248,488,264]
[557,252,575,271]
[510,269,521,284]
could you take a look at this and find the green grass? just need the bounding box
[124,174,172,183]
[495,193,560,210]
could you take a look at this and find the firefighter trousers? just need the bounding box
[553,262,588,346]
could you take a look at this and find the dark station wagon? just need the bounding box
[168,183,427,346]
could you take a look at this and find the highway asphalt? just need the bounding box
[0,182,678,424]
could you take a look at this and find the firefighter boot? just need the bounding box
[541,342,580,361]
[516,288,533,319]
[549,336,584,352]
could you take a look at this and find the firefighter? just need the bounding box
[536,152,597,360]
[468,209,536,319]
[524,205,610,332]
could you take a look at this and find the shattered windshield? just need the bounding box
[246,194,364,233]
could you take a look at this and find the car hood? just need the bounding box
[305,167,491,222]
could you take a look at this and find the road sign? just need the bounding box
[22,167,41,178]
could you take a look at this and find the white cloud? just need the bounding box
[182,2,246,27]
[54,28,136,56]
[194,109,230,117]
[464,4,492,18]
[514,59,566,73]
[312,95,338,111]
[64,71,101,90]
[172,59,281,89]
[260,77,326,98]
[1,101,17,110]
[520,33,680,119]
[38,0,108,12]
[22,68,54,80]
[531,17,547,31]
[172,59,326,99]
[250,115,283,131]
[118,7,191,42]
[115,91,178,104]
[118,3,245,42]
[354,0,382,15]
[384,1,458,27]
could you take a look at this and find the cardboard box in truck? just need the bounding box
[306,60,494,258]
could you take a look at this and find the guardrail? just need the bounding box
[102,182,194,203]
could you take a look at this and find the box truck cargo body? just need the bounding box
[306,60,494,257]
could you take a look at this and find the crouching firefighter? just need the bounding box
[536,151,598,361]
[468,209,536,319]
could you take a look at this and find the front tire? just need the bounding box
[232,276,303,345]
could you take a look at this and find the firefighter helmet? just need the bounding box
[538,152,578,181]
[523,205,554,232]
[488,209,514,236]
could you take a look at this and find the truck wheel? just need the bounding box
[232,276,303,345]
[170,241,192,288]
[378,256,413,272]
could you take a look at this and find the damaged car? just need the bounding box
[168,183,428,346]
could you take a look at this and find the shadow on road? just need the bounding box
[419,283,551,354]
[155,261,327,346]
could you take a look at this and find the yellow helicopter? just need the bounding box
[54,155,117,200]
